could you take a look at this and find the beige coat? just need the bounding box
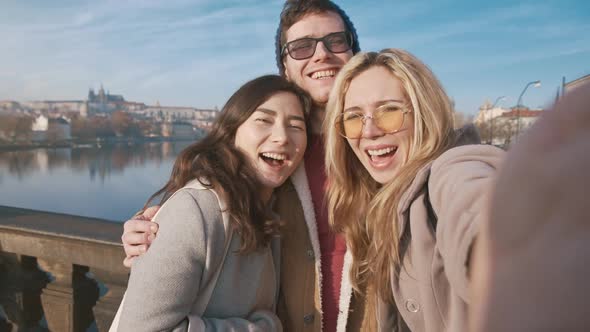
[275,165,367,332]
[378,144,505,332]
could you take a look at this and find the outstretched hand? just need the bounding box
[122,205,160,268]
[471,82,590,331]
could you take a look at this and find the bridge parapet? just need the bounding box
[0,206,128,331]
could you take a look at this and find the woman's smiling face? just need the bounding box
[234,91,307,198]
[344,66,414,184]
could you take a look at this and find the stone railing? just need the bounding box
[0,205,128,331]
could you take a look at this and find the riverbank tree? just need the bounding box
[0,114,33,142]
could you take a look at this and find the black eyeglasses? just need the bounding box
[281,31,353,60]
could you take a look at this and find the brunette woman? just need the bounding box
[113,75,310,331]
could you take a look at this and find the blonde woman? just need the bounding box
[323,49,504,331]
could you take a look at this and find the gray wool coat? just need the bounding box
[115,180,282,332]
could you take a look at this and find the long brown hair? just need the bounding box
[147,75,311,253]
[324,49,455,324]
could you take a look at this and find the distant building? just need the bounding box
[495,107,543,144]
[143,104,215,119]
[0,100,20,110]
[121,101,145,112]
[500,107,543,129]
[564,74,590,94]
[87,85,127,114]
[21,100,86,114]
[88,85,124,104]
[474,100,543,146]
[474,100,510,125]
[7,86,219,130]
[143,104,197,120]
[137,103,218,130]
[31,115,71,142]
[17,85,150,117]
[161,121,196,138]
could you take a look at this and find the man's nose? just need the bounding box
[312,40,332,61]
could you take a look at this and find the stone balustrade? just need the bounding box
[0,205,128,331]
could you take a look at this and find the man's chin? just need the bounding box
[311,99,328,109]
[310,91,330,107]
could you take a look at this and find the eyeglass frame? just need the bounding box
[281,31,354,60]
[334,105,413,139]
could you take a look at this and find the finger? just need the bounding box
[143,205,161,219]
[123,243,148,258]
[122,229,154,246]
[123,218,146,232]
[123,219,158,234]
[123,256,135,268]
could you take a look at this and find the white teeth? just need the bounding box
[367,147,396,156]
[261,152,286,161]
[311,69,337,79]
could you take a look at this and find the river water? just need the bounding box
[0,141,194,222]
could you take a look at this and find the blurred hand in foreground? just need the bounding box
[471,82,590,331]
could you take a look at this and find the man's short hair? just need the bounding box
[275,0,361,76]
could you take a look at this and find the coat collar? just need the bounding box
[288,163,355,332]
[396,161,434,239]
[396,125,482,238]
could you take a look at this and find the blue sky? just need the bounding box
[1,0,588,115]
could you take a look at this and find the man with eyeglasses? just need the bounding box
[121,1,370,331]
[271,1,370,331]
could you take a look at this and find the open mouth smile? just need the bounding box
[260,152,289,167]
[365,146,398,165]
[309,69,337,80]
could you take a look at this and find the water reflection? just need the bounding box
[0,142,191,183]
[0,141,193,221]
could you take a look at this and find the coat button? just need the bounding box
[303,314,315,325]
[405,299,420,313]
[306,249,315,260]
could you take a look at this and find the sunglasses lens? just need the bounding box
[341,113,364,138]
[325,32,351,53]
[286,32,352,60]
[375,108,404,133]
[337,107,407,139]
[288,39,316,60]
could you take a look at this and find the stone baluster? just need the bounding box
[0,253,47,330]
[37,259,98,332]
[91,268,128,332]
[75,265,100,331]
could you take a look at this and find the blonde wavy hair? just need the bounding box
[324,49,455,323]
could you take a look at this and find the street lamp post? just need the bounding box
[515,80,541,137]
[488,96,507,144]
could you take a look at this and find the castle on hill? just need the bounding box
[3,85,217,130]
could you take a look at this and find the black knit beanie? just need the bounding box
[275,0,361,77]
